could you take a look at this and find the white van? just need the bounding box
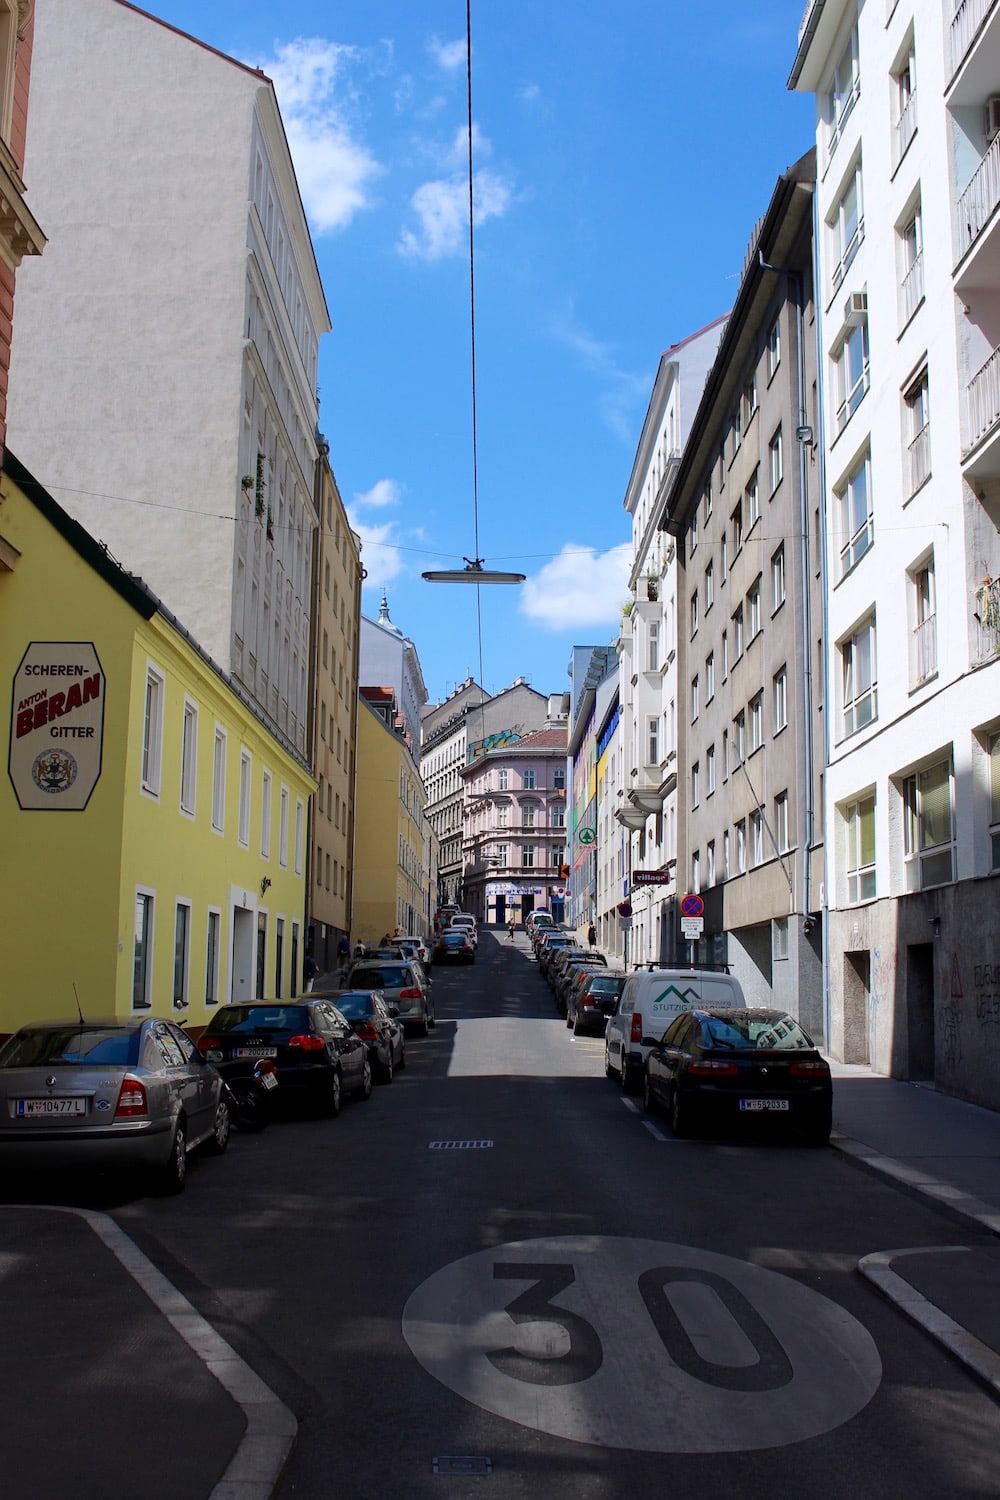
[605,968,746,1091]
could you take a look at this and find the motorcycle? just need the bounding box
[217,1056,279,1132]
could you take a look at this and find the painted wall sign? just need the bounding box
[9,642,106,810]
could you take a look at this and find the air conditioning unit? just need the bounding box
[986,96,1000,142]
[844,290,868,327]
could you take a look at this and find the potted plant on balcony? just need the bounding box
[645,571,659,602]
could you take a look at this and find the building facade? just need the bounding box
[359,594,427,753]
[0,0,44,455]
[6,0,329,758]
[790,0,1000,1104]
[663,152,826,1033]
[567,649,625,957]
[0,457,314,1034]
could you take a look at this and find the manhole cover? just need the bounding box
[428,1140,493,1150]
[433,1456,493,1475]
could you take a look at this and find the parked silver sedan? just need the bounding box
[0,1017,230,1192]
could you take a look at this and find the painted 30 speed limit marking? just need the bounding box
[402,1236,881,1452]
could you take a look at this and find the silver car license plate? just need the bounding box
[739,1098,790,1112]
[233,1047,278,1059]
[14,1097,87,1116]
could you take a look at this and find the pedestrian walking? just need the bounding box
[303,954,319,992]
[587,922,597,949]
[508,917,516,941]
[337,934,351,982]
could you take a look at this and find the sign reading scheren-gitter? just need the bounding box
[9,642,106,811]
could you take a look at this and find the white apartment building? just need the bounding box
[616,319,727,966]
[359,593,428,753]
[791,0,1000,1107]
[7,0,329,759]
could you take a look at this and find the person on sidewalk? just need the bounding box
[508,917,516,941]
[587,922,597,949]
[303,954,319,992]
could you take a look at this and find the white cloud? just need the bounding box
[259,38,384,235]
[347,480,408,584]
[354,478,402,509]
[520,544,632,630]
[398,166,512,260]
[429,36,467,71]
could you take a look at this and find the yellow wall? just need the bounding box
[0,470,315,1034]
[353,700,403,943]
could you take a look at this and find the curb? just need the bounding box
[830,1132,1000,1239]
[51,1205,297,1500]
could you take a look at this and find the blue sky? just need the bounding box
[148,0,815,707]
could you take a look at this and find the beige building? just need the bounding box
[307,452,362,972]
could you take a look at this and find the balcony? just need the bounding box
[962,343,1000,480]
[950,0,1000,84]
[975,576,1000,661]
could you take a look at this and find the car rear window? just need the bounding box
[0,1026,141,1067]
[211,1006,311,1034]
[702,1013,815,1050]
[352,966,409,987]
[587,976,625,995]
[330,993,375,1018]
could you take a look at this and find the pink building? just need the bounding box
[460,726,569,928]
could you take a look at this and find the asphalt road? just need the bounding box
[72,935,1000,1495]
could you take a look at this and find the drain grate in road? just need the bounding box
[428,1139,494,1150]
[433,1456,493,1475]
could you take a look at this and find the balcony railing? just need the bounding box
[976,576,1000,660]
[908,422,930,494]
[895,88,917,161]
[912,614,937,684]
[957,132,1000,261]
[951,0,996,74]
[901,249,924,323]
[965,343,1000,454]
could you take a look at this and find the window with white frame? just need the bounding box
[142,666,165,796]
[706,743,716,795]
[692,761,700,807]
[771,545,786,611]
[522,803,537,828]
[750,807,764,867]
[523,769,536,790]
[774,790,789,853]
[834,319,869,432]
[706,652,715,703]
[723,729,729,782]
[749,691,764,752]
[745,468,760,530]
[989,731,1000,872]
[692,849,701,893]
[908,553,937,687]
[773,665,788,733]
[521,843,535,869]
[279,786,289,867]
[743,374,758,427]
[837,446,873,574]
[721,534,728,582]
[495,843,508,867]
[773,916,789,960]
[238,750,252,848]
[691,674,700,722]
[733,604,745,661]
[904,365,930,496]
[723,829,731,878]
[903,757,954,889]
[766,317,781,379]
[132,891,154,1011]
[705,561,714,614]
[842,614,877,736]
[554,767,566,789]
[690,589,699,637]
[690,508,699,552]
[552,805,566,827]
[173,902,190,1010]
[827,23,860,158]
[498,804,509,828]
[899,198,923,325]
[647,619,659,672]
[736,818,747,873]
[829,157,864,291]
[892,36,917,164]
[647,716,660,765]
[748,578,762,640]
[498,768,509,791]
[707,840,716,885]
[205,909,221,1005]
[261,771,272,858]
[731,499,743,556]
[769,427,783,491]
[180,700,198,815]
[212,728,227,832]
[295,798,304,875]
[733,709,746,766]
[845,792,876,902]
[722,629,729,680]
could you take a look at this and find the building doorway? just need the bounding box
[231,906,254,1003]
[843,951,871,1065]
[907,943,935,1082]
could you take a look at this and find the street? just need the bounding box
[4,931,1000,1498]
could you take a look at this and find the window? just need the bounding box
[691,675,700,722]
[904,758,954,889]
[773,666,788,733]
[691,849,701,893]
[769,427,783,491]
[904,366,930,495]
[842,615,877,736]
[774,791,789,853]
[205,910,220,1005]
[771,546,786,611]
[521,844,535,869]
[261,771,272,858]
[747,578,762,640]
[173,902,190,1010]
[707,840,716,885]
[846,793,876,902]
[705,562,714,614]
[750,807,764,867]
[899,200,923,324]
[498,805,509,828]
[495,843,508,867]
[834,320,869,432]
[212,729,227,832]
[498,769,509,791]
[733,709,746,766]
[989,731,1000,872]
[837,447,873,574]
[552,805,566,827]
[724,829,731,879]
[523,769,536,790]
[279,787,289,868]
[238,751,252,847]
[142,666,165,796]
[294,799,304,875]
[706,743,716,795]
[553,767,566,790]
[180,701,198,815]
[830,159,864,291]
[132,891,154,1011]
[743,375,758,427]
[827,24,860,157]
[690,590,699,637]
[692,761,700,807]
[274,917,285,999]
[722,630,729,680]
[745,469,760,531]
[647,716,660,765]
[647,619,659,672]
[736,818,747,873]
[766,317,781,379]
[706,652,715,703]
[909,554,937,687]
[722,729,729,782]
[749,691,764,752]
[721,534,728,583]
[522,804,536,828]
[732,604,745,661]
[731,500,743,556]
[893,38,917,163]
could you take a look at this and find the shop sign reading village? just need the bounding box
[9,643,106,810]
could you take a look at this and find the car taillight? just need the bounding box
[257,1059,277,1075]
[196,1035,219,1053]
[288,1035,326,1051]
[399,987,422,999]
[581,999,596,1011]
[630,1013,644,1044]
[355,1022,379,1042]
[115,1079,148,1117]
[790,1059,831,1077]
[689,1060,740,1076]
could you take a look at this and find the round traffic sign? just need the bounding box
[680,893,705,918]
[402,1235,880,1452]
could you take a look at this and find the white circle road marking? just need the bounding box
[402,1235,881,1452]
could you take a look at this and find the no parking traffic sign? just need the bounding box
[680,893,705,918]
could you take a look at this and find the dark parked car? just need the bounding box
[642,1007,832,1142]
[432,930,475,966]
[197,999,371,1116]
[314,989,406,1083]
[567,971,626,1035]
[0,1017,230,1192]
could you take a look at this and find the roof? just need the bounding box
[510,728,568,750]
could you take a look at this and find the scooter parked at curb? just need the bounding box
[217,1056,279,1132]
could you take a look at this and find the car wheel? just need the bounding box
[323,1067,343,1118]
[380,1050,394,1085]
[604,1045,614,1078]
[357,1055,373,1101]
[428,1008,436,1029]
[565,1010,573,1029]
[205,1096,231,1155]
[669,1087,690,1139]
[802,1106,832,1145]
[157,1120,188,1194]
[421,1011,431,1036]
[642,1068,657,1115]
[619,1053,634,1094]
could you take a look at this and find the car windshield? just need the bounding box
[0,1026,141,1067]
[352,966,409,988]
[330,993,375,1018]
[210,1006,311,1034]
[702,1013,815,1050]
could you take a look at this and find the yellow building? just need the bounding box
[353,690,435,943]
[0,455,315,1034]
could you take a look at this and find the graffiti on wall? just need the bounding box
[973,961,1000,1028]
[940,953,963,1070]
